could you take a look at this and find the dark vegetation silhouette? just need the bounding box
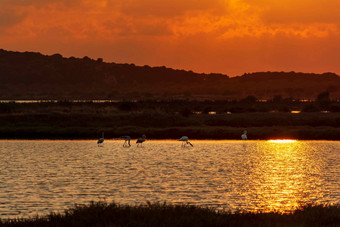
[0,97,340,140]
[1,49,340,100]
[1,49,340,140]
[1,202,339,227]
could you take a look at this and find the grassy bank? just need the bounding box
[0,102,339,140]
[1,202,340,227]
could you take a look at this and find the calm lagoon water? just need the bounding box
[0,140,339,218]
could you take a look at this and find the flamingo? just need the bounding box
[97,132,104,146]
[241,130,247,140]
[136,134,146,147]
[179,136,193,147]
[121,136,131,147]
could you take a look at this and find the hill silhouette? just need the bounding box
[0,49,339,100]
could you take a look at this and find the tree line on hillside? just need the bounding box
[0,49,339,100]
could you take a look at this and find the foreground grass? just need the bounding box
[1,202,340,227]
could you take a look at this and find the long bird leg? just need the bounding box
[186,141,194,147]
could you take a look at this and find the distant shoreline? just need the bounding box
[1,102,339,140]
[0,138,339,141]
[0,125,339,141]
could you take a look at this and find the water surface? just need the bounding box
[0,140,339,218]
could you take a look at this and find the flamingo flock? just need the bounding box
[97,131,248,147]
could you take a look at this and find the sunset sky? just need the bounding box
[1,0,339,76]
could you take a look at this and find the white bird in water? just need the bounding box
[179,136,193,147]
[241,130,247,140]
[97,132,104,146]
[121,136,131,147]
[136,134,146,147]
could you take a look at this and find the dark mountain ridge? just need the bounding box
[0,49,339,100]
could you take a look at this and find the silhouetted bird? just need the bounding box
[121,136,131,147]
[241,130,247,140]
[179,136,193,147]
[97,132,104,146]
[136,134,146,147]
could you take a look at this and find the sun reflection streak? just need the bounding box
[267,139,298,143]
[243,140,326,213]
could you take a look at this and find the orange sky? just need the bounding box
[1,0,339,76]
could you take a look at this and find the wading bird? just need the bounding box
[121,136,131,147]
[97,132,104,146]
[241,130,247,140]
[136,134,146,147]
[179,136,193,147]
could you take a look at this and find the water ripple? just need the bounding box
[0,140,339,218]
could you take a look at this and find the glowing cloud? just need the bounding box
[0,0,339,76]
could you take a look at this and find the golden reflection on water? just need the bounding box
[267,139,298,144]
[244,140,326,213]
[0,140,339,218]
